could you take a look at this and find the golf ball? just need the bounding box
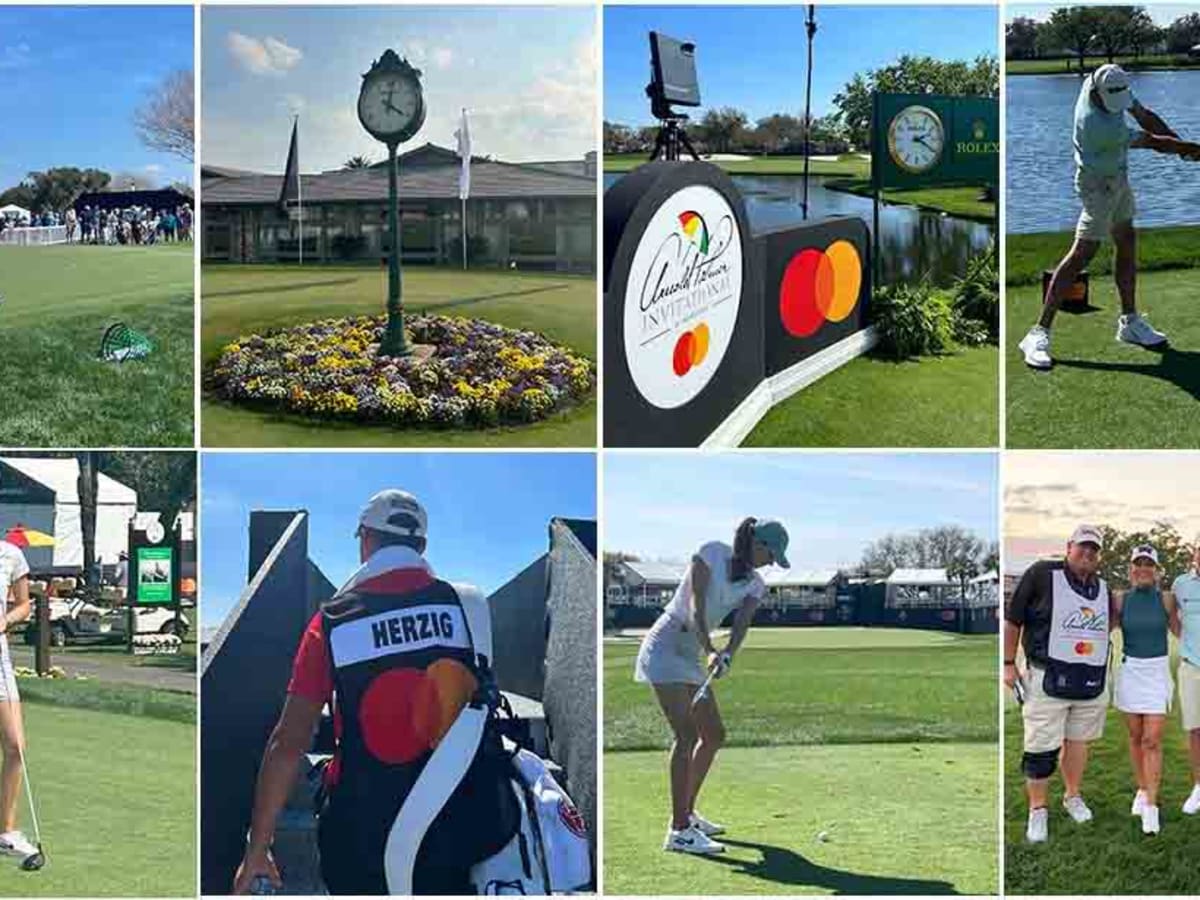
[817,830,830,843]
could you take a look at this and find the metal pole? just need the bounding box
[461,197,467,270]
[802,4,817,220]
[298,166,303,266]
[871,92,881,289]
[382,143,409,356]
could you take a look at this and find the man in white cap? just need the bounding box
[1172,542,1200,816]
[233,489,514,895]
[1004,525,1112,843]
[1017,64,1200,369]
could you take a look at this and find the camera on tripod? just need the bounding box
[646,32,701,162]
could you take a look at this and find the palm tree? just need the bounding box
[343,155,372,170]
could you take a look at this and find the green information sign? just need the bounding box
[135,546,173,605]
[871,92,999,190]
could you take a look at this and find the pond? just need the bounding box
[604,171,994,287]
[1006,69,1200,234]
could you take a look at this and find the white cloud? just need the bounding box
[143,164,164,174]
[227,32,303,76]
[0,43,32,70]
[432,47,454,70]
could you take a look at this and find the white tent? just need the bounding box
[0,204,30,223]
[0,457,137,570]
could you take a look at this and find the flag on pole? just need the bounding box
[454,108,471,200]
[280,117,300,209]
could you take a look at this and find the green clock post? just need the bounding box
[358,50,427,357]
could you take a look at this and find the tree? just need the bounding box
[1096,522,1192,592]
[134,69,194,162]
[1007,17,1041,60]
[169,181,195,199]
[694,107,749,155]
[752,113,805,154]
[2,167,110,213]
[603,121,633,154]
[862,526,991,575]
[1125,9,1161,58]
[98,452,197,526]
[1044,6,1102,71]
[1164,12,1200,53]
[1092,7,1144,62]
[343,155,372,170]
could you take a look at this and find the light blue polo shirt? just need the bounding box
[1172,572,1200,666]
[1073,79,1141,177]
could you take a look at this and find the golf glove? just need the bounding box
[712,651,732,679]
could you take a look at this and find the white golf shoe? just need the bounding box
[663,824,725,855]
[1018,325,1053,369]
[1132,789,1147,816]
[0,831,37,859]
[1063,794,1093,824]
[689,811,726,836]
[1117,313,1168,348]
[1183,784,1200,815]
[1141,804,1161,835]
[1026,807,1049,843]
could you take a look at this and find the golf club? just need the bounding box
[17,745,45,871]
[691,670,716,707]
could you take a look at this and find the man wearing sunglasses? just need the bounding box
[1004,525,1112,843]
[1017,64,1200,370]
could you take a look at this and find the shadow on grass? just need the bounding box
[1055,346,1200,401]
[203,277,363,299]
[410,282,571,313]
[700,838,959,895]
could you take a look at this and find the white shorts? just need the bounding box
[1115,655,1171,715]
[1075,171,1136,241]
[634,614,706,686]
[1022,665,1109,753]
[1179,660,1200,731]
[0,638,18,703]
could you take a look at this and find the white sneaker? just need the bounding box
[663,824,725,855]
[1063,794,1093,823]
[1182,784,1200,815]
[0,831,38,859]
[1018,325,1053,369]
[1132,789,1147,816]
[1026,807,1048,843]
[1141,804,1161,835]
[1117,313,1168,348]
[689,811,726,837]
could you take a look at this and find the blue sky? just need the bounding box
[201,452,596,628]
[605,453,998,567]
[605,5,998,127]
[202,6,596,172]
[0,6,193,192]
[1007,3,1200,25]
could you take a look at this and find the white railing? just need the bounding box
[0,226,68,246]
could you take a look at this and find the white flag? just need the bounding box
[455,108,471,200]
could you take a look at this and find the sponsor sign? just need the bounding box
[873,93,999,191]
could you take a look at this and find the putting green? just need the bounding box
[605,742,997,895]
[1007,266,1200,448]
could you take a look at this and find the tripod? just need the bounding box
[649,116,700,162]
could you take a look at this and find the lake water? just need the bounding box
[1007,70,1200,233]
[604,172,994,286]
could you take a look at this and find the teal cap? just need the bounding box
[754,518,790,568]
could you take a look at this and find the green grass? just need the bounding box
[826,179,996,222]
[1006,54,1200,75]
[12,674,194,724]
[742,346,998,447]
[605,627,997,894]
[1007,227,1200,287]
[0,244,194,446]
[1006,267,1200,449]
[604,153,870,178]
[201,265,596,447]
[0,703,195,896]
[1004,632,1200,894]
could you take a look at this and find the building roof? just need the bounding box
[971,570,999,584]
[886,568,953,586]
[760,566,840,587]
[619,560,687,585]
[0,457,136,505]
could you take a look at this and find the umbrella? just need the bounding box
[4,527,55,548]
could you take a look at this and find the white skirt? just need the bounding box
[1115,654,1172,715]
[634,614,706,686]
[0,637,17,703]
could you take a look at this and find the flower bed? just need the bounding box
[209,313,595,428]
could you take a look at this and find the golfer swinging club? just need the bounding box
[1018,63,1200,369]
[0,539,37,863]
[634,517,789,855]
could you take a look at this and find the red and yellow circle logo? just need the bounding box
[1074,641,1094,656]
[779,240,863,338]
[358,659,478,765]
[672,322,711,377]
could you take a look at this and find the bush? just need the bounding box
[952,250,999,340]
[330,234,367,261]
[870,279,958,359]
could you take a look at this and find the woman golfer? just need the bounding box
[1114,543,1177,835]
[0,540,36,861]
[634,517,789,855]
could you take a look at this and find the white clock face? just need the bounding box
[358,74,421,138]
[146,520,165,544]
[887,105,944,174]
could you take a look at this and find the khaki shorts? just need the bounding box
[1075,171,1136,241]
[1179,659,1200,731]
[1022,665,1109,752]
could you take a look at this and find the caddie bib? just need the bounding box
[1044,569,1109,699]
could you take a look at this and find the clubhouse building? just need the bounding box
[200,144,596,273]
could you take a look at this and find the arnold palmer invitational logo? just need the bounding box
[624,184,744,410]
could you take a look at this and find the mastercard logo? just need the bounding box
[357,659,478,765]
[1074,641,1094,656]
[672,322,711,377]
[779,240,863,338]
